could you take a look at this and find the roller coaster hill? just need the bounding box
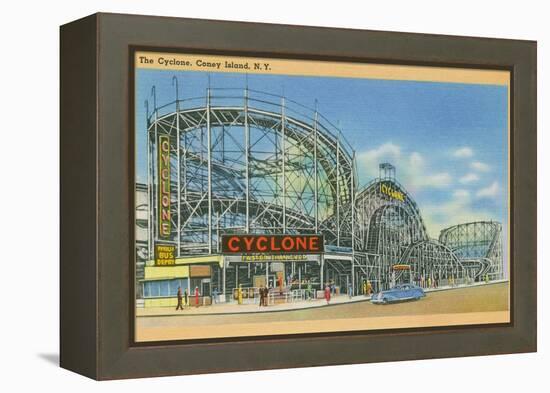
[135,84,505,306]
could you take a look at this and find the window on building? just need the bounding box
[142,279,188,298]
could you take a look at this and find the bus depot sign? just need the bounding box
[221,234,324,254]
[154,243,176,266]
[158,134,171,238]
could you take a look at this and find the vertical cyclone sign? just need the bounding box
[158,135,171,238]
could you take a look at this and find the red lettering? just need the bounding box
[222,235,323,253]
[227,237,239,252]
[243,237,255,251]
[257,236,268,251]
[309,237,319,251]
[270,237,281,251]
[295,237,307,251]
[281,236,294,251]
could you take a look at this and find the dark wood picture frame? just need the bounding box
[60,12,537,380]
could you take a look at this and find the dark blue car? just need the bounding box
[371,283,425,304]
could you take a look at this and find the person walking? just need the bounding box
[176,287,184,311]
[367,281,373,296]
[347,282,353,299]
[194,286,200,307]
[324,284,331,305]
[258,286,265,307]
[212,288,218,304]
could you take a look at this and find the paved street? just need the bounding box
[136,282,509,342]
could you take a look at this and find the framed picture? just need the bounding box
[60,13,537,380]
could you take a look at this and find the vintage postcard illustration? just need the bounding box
[133,51,510,342]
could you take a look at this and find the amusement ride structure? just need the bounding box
[136,81,505,296]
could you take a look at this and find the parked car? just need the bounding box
[371,283,425,304]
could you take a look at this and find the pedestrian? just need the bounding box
[307,280,312,300]
[257,287,261,307]
[363,281,367,296]
[184,288,188,307]
[194,286,200,307]
[176,286,184,310]
[278,275,283,295]
[367,281,373,295]
[324,284,331,304]
[212,288,218,304]
[258,286,264,307]
[347,282,353,299]
[237,284,243,305]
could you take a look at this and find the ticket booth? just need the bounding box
[392,264,412,285]
[189,264,212,304]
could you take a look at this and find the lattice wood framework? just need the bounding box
[439,221,504,280]
[145,88,355,257]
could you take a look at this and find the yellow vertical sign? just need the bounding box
[158,135,171,238]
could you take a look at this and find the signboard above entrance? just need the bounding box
[221,234,324,254]
[154,243,176,265]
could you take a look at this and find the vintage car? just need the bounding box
[371,283,425,304]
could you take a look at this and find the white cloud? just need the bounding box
[453,147,474,158]
[421,173,452,188]
[476,181,500,198]
[471,161,491,172]
[409,151,424,166]
[356,142,401,166]
[356,143,451,193]
[356,142,501,238]
[459,173,480,184]
[421,191,493,238]
[453,189,470,199]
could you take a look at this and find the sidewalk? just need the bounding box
[136,280,509,317]
[137,293,371,317]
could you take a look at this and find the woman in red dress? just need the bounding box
[194,286,200,307]
[324,284,331,304]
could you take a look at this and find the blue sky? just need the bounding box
[136,69,508,239]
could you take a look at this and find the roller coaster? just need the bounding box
[439,221,504,281]
[138,83,505,295]
[145,87,354,255]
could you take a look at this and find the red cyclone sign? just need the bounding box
[221,234,324,254]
